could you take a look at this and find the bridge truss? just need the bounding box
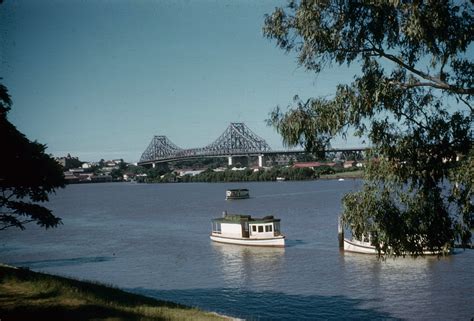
[139,123,272,164]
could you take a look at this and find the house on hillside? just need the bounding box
[343,160,355,169]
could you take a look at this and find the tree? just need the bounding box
[264,1,473,256]
[62,154,83,171]
[0,82,65,231]
[110,160,128,180]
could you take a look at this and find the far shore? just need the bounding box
[65,169,365,185]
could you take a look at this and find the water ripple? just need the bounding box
[8,256,114,269]
[130,287,402,321]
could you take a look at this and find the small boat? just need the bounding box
[225,188,249,200]
[276,177,286,181]
[210,213,285,247]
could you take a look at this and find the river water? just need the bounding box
[1,181,473,320]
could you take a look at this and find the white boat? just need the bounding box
[342,236,449,255]
[343,236,383,254]
[225,188,249,200]
[210,213,285,247]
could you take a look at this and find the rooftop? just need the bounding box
[212,214,280,224]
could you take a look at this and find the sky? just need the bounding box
[1,0,365,162]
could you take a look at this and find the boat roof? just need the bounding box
[212,214,280,224]
[226,188,249,192]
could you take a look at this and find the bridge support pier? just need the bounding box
[228,156,233,166]
[258,154,264,167]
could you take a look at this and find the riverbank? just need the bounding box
[0,264,234,321]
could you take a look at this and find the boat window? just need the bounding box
[252,225,256,232]
[258,226,264,233]
[212,222,221,233]
[274,222,280,232]
[265,225,272,232]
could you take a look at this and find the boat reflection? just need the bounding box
[211,242,285,288]
[341,250,453,268]
[340,251,456,311]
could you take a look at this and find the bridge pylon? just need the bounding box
[205,122,271,154]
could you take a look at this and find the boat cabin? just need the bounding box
[211,214,282,239]
[225,189,249,200]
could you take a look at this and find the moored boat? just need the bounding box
[225,188,249,200]
[338,217,450,255]
[343,237,379,254]
[342,236,448,255]
[210,213,285,247]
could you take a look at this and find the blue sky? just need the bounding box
[1,0,364,162]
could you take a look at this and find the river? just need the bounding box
[1,181,473,320]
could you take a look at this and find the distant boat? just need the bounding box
[338,178,345,181]
[276,177,286,181]
[210,213,285,247]
[225,188,249,200]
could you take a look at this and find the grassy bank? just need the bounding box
[0,264,232,321]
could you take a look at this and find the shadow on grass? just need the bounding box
[0,304,160,321]
[0,266,195,321]
[1,265,186,307]
[130,287,402,321]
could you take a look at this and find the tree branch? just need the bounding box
[340,40,474,95]
[456,94,474,113]
[372,48,474,95]
[388,80,453,91]
[396,110,429,131]
[0,218,35,231]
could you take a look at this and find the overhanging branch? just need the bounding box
[335,41,474,95]
[388,81,450,91]
[372,48,474,95]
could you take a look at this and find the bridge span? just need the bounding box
[138,123,367,167]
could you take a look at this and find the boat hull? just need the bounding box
[225,195,249,200]
[210,234,285,247]
[343,238,447,255]
[343,238,378,254]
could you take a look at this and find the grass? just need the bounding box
[0,264,233,321]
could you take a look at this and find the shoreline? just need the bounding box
[0,264,239,321]
[65,170,365,185]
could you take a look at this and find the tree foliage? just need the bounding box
[0,83,65,231]
[264,0,473,256]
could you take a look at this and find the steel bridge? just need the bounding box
[138,122,367,167]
